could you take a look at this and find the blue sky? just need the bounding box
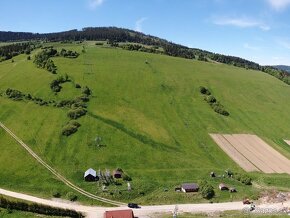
[1,0,290,65]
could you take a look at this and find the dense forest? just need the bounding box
[1,27,289,84]
[0,42,37,62]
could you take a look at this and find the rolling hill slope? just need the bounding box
[1,41,290,204]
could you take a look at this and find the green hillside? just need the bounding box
[1,41,290,205]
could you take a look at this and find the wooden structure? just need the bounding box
[181,183,199,193]
[84,168,98,182]
[104,209,134,218]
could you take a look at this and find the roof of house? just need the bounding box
[114,170,123,175]
[84,168,97,178]
[181,183,199,190]
[219,183,228,187]
[104,209,134,218]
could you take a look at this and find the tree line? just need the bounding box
[0,42,38,62]
[0,195,83,217]
[1,27,290,85]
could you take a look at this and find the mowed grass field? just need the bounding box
[0,42,290,204]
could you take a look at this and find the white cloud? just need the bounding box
[213,16,270,31]
[243,43,261,51]
[277,38,290,49]
[88,0,104,10]
[267,0,290,11]
[135,17,147,32]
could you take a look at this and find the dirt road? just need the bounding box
[1,188,289,218]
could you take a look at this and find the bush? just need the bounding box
[5,88,24,100]
[205,95,216,104]
[67,108,87,119]
[82,86,91,96]
[199,86,211,95]
[75,83,81,88]
[66,192,78,202]
[199,181,215,199]
[52,190,61,198]
[62,124,78,136]
[122,174,132,181]
[241,175,252,185]
[212,103,229,116]
[234,173,252,185]
[68,120,81,128]
[50,80,62,92]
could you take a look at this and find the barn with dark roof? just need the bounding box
[181,183,199,193]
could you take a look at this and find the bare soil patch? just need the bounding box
[210,134,290,174]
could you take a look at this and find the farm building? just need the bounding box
[219,183,229,191]
[229,187,237,193]
[181,183,199,193]
[84,168,98,182]
[113,170,123,179]
[104,209,134,218]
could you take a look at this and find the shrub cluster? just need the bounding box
[120,43,162,54]
[234,173,252,185]
[61,86,92,136]
[5,88,53,106]
[34,48,58,74]
[5,88,25,100]
[67,108,87,119]
[50,74,69,93]
[199,180,215,199]
[60,49,79,58]
[66,192,78,202]
[199,86,211,95]
[0,195,83,217]
[62,120,81,136]
[199,86,230,116]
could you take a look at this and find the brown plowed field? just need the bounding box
[210,134,290,174]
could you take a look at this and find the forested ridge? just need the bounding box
[1,27,289,84]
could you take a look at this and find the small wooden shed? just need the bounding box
[84,168,98,182]
[113,170,123,179]
[219,183,229,191]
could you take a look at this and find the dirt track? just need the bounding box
[1,187,290,218]
[0,121,125,206]
[210,134,290,174]
[284,140,290,146]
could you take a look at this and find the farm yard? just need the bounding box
[210,134,290,174]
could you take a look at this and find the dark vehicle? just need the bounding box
[243,199,252,204]
[128,203,140,208]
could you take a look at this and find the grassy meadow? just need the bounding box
[0,42,290,205]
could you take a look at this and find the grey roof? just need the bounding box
[181,183,199,190]
[84,168,97,178]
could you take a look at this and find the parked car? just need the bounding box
[128,203,140,208]
[243,199,252,204]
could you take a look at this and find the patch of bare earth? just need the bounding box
[210,134,290,174]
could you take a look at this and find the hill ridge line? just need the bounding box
[0,121,125,206]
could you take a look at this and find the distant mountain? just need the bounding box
[273,65,290,73]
